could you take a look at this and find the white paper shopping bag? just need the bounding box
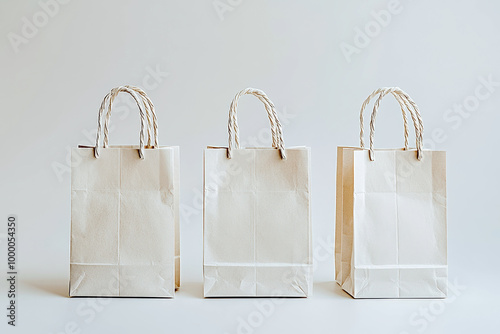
[335,87,447,298]
[70,86,180,297]
[203,88,312,297]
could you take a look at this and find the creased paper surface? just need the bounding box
[70,146,180,297]
[203,148,312,297]
[335,147,447,298]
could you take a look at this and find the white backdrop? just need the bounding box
[1,0,499,333]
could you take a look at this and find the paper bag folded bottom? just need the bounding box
[339,266,448,299]
[204,264,312,297]
[70,264,175,297]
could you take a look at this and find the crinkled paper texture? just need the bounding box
[203,147,312,297]
[335,147,447,298]
[70,146,180,297]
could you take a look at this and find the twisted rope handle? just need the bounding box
[393,89,424,157]
[229,88,281,151]
[103,85,159,148]
[94,86,147,159]
[227,88,286,160]
[368,87,424,161]
[360,88,411,149]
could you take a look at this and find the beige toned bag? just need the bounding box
[203,88,312,297]
[70,86,180,297]
[335,87,447,298]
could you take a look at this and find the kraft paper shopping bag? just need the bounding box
[335,87,447,298]
[203,88,312,297]
[70,85,180,297]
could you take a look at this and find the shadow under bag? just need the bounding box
[335,87,447,298]
[203,88,312,297]
[70,86,180,297]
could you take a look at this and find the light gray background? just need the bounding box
[1,0,499,333]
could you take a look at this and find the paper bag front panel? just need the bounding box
[336,148,447,298]
[203,148,312,297]
[70,146,179,297]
